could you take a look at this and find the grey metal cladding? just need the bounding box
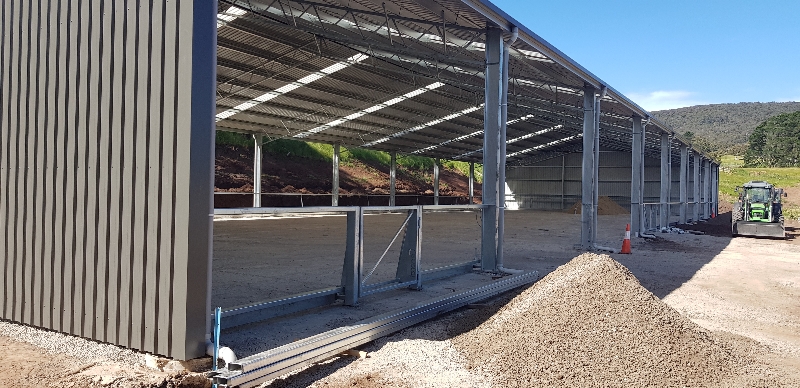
[0,0,214,360]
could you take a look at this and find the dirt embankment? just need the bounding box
[214,144,480,207]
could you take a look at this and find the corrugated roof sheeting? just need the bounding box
[215,0,715,164]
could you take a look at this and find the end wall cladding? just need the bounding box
[0,1,215,359]
[506,151,672,210]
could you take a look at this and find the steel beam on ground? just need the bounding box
[390,152,396,206]
[332,144,340,206]
[630,116,644,236]
[679,144,688,224]
[693,152,701,222]
[215,271,539,388]
[660,133,671,228]
[469,162,475,204]
[253,134,263,207]
[434,158,440,205]
[481,27,502,271]
[580,84,596,249]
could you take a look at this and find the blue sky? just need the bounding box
[491,0,800,111]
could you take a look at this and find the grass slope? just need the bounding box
[719,155,800,219]
[216,131,482,182]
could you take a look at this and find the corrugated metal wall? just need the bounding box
[506,151,664,210]
[0,0,216,359]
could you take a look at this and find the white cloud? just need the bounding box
[626,90,707,111]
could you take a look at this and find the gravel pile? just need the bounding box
[259,252,797,387]
[451,253,743,387]
[565,196,629,215]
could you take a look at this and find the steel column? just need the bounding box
[480,27,502,271]
[497,30,514,269]
[693,152,701,222]
[592,91,604,242]
[468,162,475,204]
[713,164,719,216]
[679,144,688,224]
[561,155,566,210]
[630,116,644,236]
[253,134,263,207]
[580,84,597,249]
[433,158,440,205]
[396,207,422,290]
[390,152,396,206]
[332,144,340,206]
[660,133,670,228]
[341,208,363,306]
[704,159,711,219]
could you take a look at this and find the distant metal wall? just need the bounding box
[0,0,216,359]
[506,151,664,211]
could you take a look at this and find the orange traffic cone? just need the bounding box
[620,224,632,254]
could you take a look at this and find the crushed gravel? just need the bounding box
[451,253,788,387]
[0,319,147,368]
[565,196,629,215]
[279,252,798,388]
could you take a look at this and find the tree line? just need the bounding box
[744,111,800,167]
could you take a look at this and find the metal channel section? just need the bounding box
[679,145,689,224]
[580,85,596,249]
[253,135,263,207]
[693,152,701,222]
[332,144,340,206]
[212,271,540,388]
[660,133,671,228]
[630,117,644,236]
[390,152,397,207]
[213,205,484,329]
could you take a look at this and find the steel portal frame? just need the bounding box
[0,0,725,366]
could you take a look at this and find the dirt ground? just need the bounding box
[2,209,799,387]
[679,200,800,240]
[0,333,211,388]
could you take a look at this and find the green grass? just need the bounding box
[719,154,800,219]
[719,166,800,198]
[720,154,744,168]
[215,131,254,148]
[215,131,482,182]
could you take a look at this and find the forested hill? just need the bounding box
[652,102,800,148]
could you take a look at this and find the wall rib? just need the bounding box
[0,0,214,360]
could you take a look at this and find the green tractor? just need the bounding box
[732,181,786,238]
